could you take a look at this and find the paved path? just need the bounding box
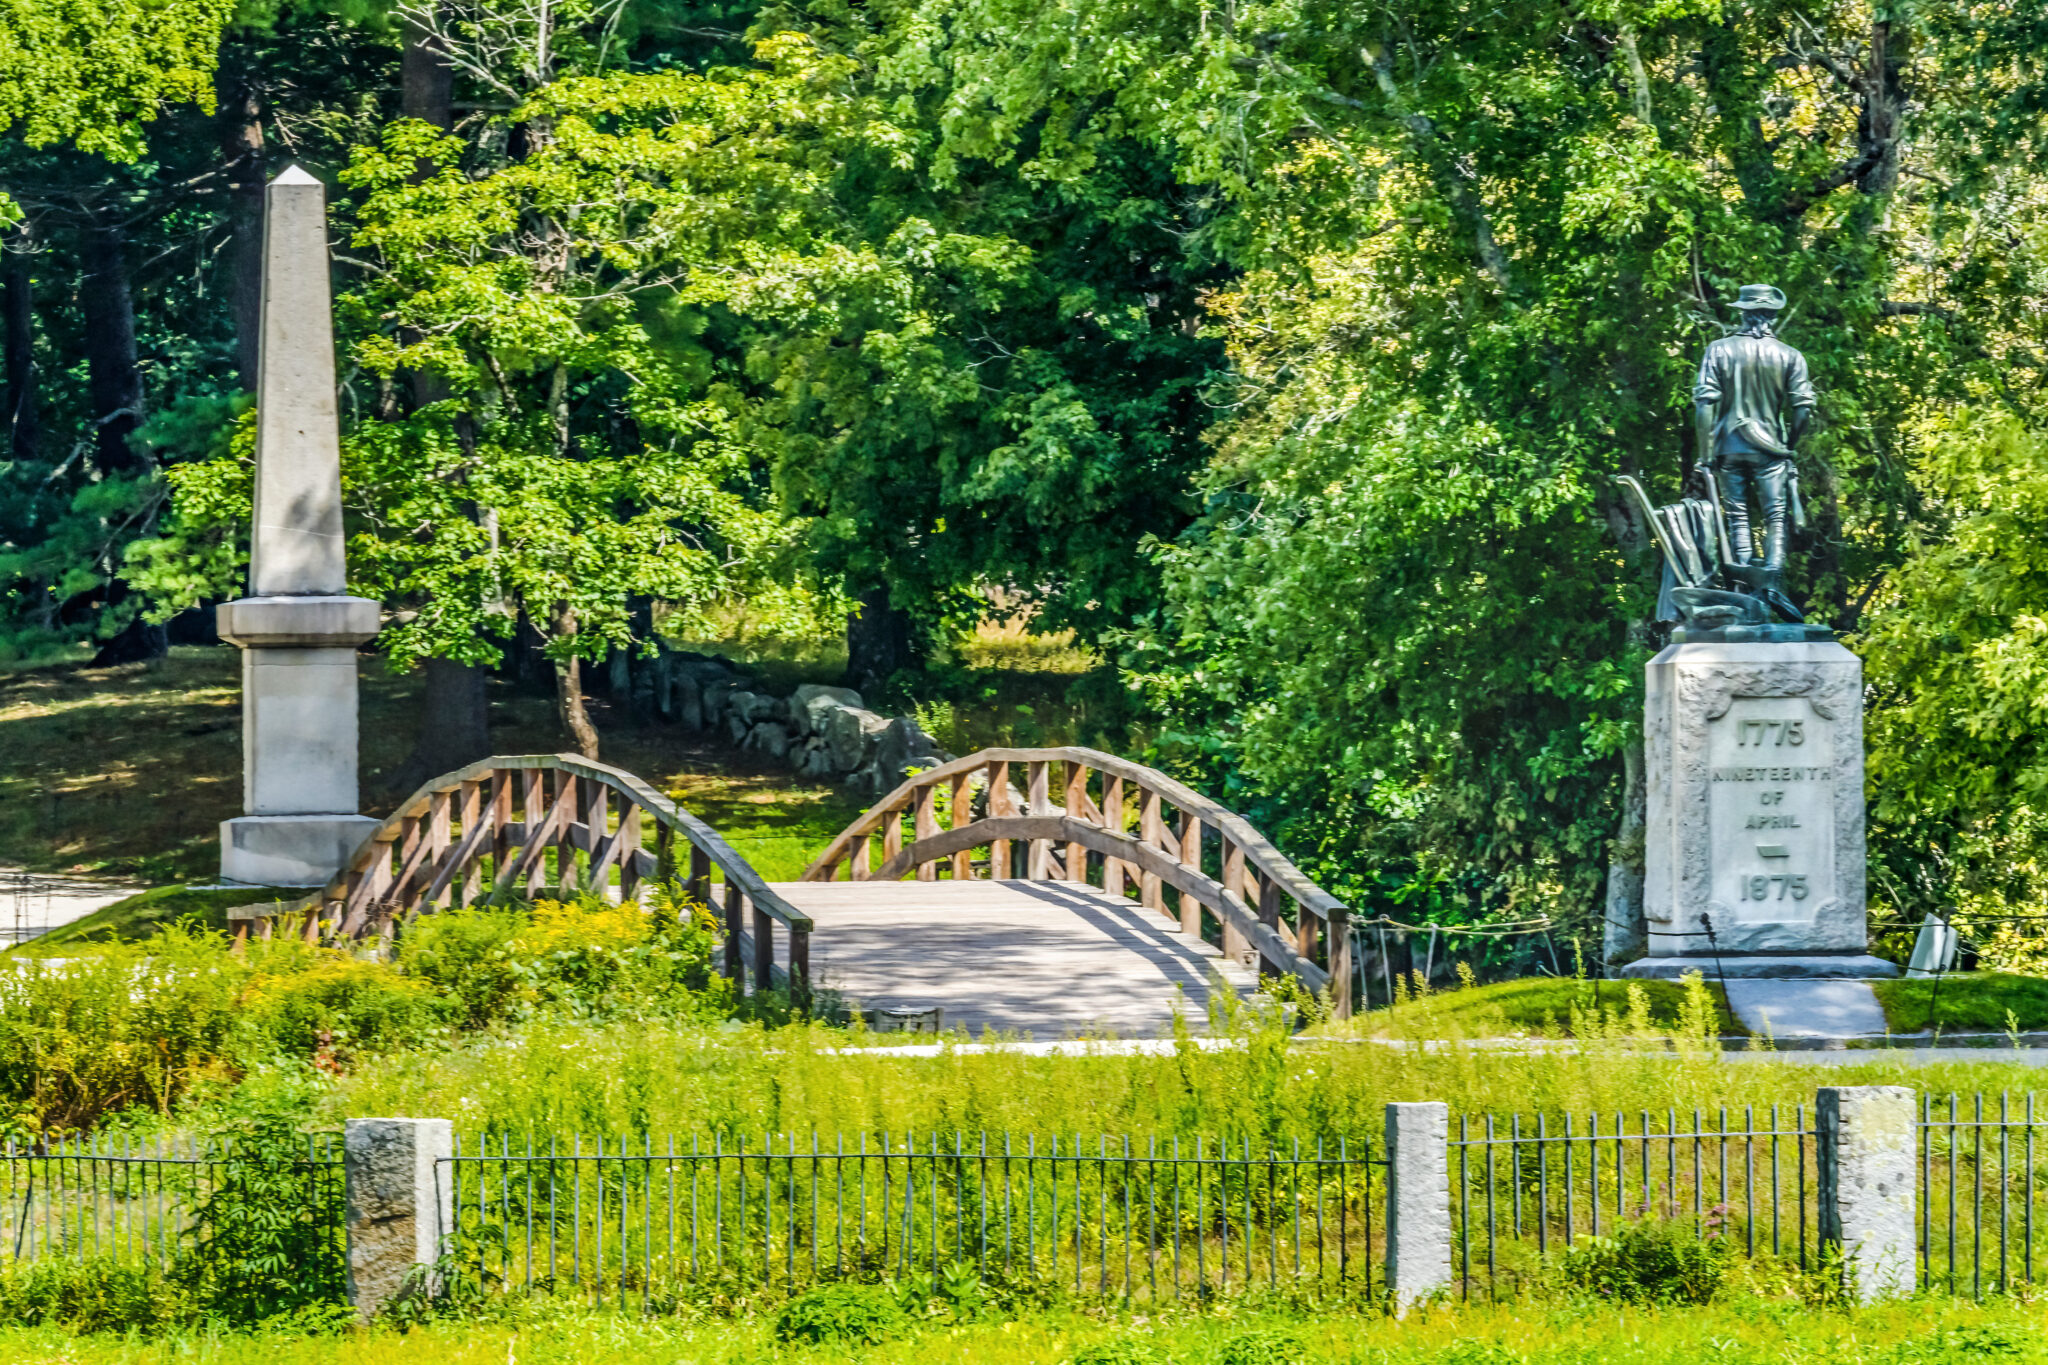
[0,869,134,944]
[1722,980,1889,1038]
[769,879,1259,1038]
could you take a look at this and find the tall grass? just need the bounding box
[0,894,728,1137]
[317,978,2048,1146]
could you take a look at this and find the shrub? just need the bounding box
[0,1256,184,1332]
[398,904,530,1028]
[772,1282,909,1345]
[398,891,726,1030]
[174,1113,348,1325]
[1888,1323,2033,1365]
[0,927,241,1133]
[1073,1337,1170,1365]
[238,942,445,1064]
[1218,1328,1308,1365]
[1559,1215,1733,1305]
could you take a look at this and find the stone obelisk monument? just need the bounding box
[215,166,381,886]
[1618,284,1894,980]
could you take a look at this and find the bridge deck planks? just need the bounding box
[766,879,1260,1038]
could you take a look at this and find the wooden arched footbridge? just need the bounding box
[234,748,1353,1033]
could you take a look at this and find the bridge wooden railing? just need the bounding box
[800,746,1352,1016]
[230,753,810,1005]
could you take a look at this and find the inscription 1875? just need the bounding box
[1705,696,1835,923]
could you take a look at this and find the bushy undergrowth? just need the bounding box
[1560,1215,1738,1305]
[771,1282,907,1344]
[175,1114,348,1325]
[0,1114,353,1333]
[313,967,2048,1149]
[0,887,727,1137]
[0,1257,183,1333]
[1218,1327,1310,1365]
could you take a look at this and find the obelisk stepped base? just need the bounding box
[222,814,382,887]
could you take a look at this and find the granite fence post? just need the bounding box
[344,1117,453,1318]
[1817,1085,1915,1301]
[1384,1101,1452,1312]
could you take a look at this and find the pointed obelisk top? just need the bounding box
[249,163,344,596]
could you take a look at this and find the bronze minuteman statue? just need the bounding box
[1692,283,1815,584]
[1618,284,1830,641]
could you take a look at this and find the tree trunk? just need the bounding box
[1603,735,1648,964]
[79,219,142,475]
[401,14,453,129]
[401,12,452,412]
[2,225,35,461]
[1857,18,1906,198]
[89,615,168,667]
[552,602,600,758]
[845,587,915,695]
[215,59,264,390]
[392,656,492,790]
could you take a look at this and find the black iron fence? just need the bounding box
[1,1133,343,1266]
[13,1092,2048,1309]
[1921,1092,2048,1299]
[442,1131,1382,1306]
[1448,1106,1815,1300]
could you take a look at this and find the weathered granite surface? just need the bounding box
[1643,641,1867,958]
[1383,1101,1451,1313]
[1818,1085,1915,1301]
[344,1117,453,1318]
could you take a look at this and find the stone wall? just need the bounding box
[650,651,954,796]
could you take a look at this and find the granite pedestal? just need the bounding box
[1621,639,1896,981]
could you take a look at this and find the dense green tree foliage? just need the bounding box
[865,0,2048,934]
[7,0,2048,942]
[0,0,233,189]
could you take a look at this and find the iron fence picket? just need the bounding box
[0,1131,343,1278]
[34,1090,2048,1310]
[1449,1105,1814,1300]
[432,1130,1380,1304]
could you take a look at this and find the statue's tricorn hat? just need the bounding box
[1734,283,1787,311]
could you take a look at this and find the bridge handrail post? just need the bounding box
[987,760,1012,878]
[948,770,973,880]
[1063,761,1091,885]
[881,803,905,869]
[684,843,708,905]
[723,881,744,984]
[913,786,939,883]
[1329,905,1353,1017]
[751,898,773,995]
[1137,789,1164,913]
[458,780,485,905]
[790,927,811,1014]
[1024,761,1051,878]
[1178,812,1205,940]
[1102,775,1127,897]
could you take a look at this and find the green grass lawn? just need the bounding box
[0,1292,2034,1365]
[1873,973,2048,1033]
[0,646,865,890]
[20,884,305,950]
[1350,974,1746,1038]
